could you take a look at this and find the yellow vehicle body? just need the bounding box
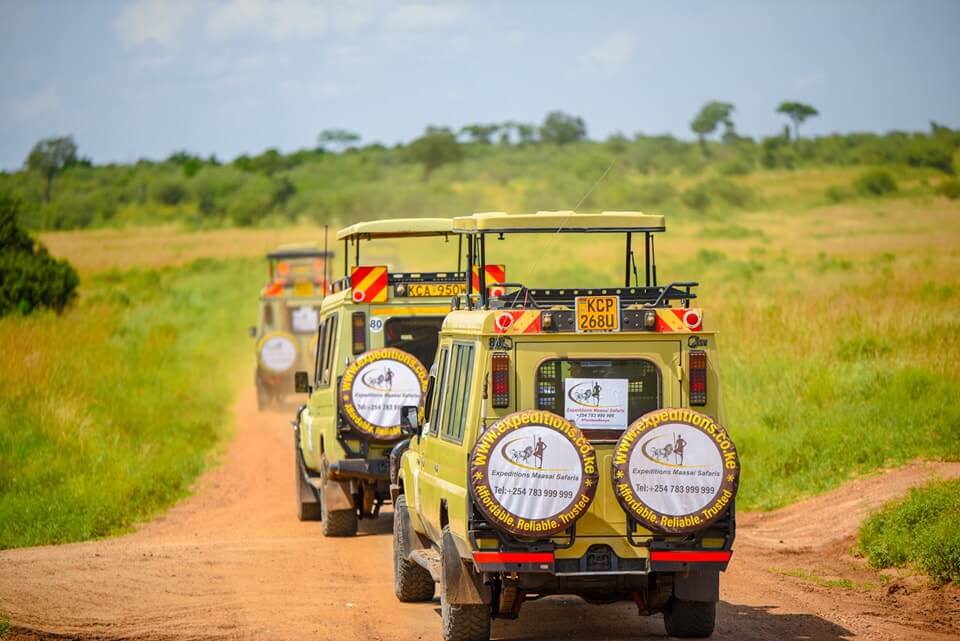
[253,243,331,409]
[392,211,736,641]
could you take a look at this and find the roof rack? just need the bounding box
[489,282,698,309]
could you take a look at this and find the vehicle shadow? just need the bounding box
[357,510,394,536]
[466,597,855,641]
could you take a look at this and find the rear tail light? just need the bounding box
[352,312,367,355]
[491,352,510,408]
[689,349,707,406]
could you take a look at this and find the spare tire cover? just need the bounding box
[258,332,298,373]
[612,408,739,534]
[469,409,598,538]
[338,347,429,442]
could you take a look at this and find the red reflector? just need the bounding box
[650,550,731,563]
[491,352,510,408]
[473,551,554,564]
[689,349,707,406]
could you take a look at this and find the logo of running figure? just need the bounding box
[570,381,603,407]
[362,367,394,391]
[649,433,687,465]
[509,435,548,469]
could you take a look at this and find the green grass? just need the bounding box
[0,613,9,639]
[0,257,259,549]
[769,567,872,590]
[858,478,960,583]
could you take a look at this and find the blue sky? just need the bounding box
[1,0,958,170]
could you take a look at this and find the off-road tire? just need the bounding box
[320,468,358,536]
[663,597,716,638]
[393,495,435,602]
[256,377,268,411]
[295,445,321,521]
[440,526,490,641]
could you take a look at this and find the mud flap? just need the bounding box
[442,529,491,606]
[673,569,719,603]
[321,466,355,511]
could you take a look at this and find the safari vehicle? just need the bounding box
[392,211,740,641]
[253,243,332,410]
[292,218,507,536]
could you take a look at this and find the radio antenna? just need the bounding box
[557,157,617,234]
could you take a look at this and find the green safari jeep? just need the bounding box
[392,211,740,641]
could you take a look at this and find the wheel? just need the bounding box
[393,495,435,602]
[320,467,358,537]
[255,375,268,411]
[440,526,490,641]
[663,597,716,638]
[295,445,321,521]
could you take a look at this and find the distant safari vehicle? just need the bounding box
[392,211,739,641]
[252,243,332,410]
[292,218,508,535]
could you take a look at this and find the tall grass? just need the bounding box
[0,258,259,549]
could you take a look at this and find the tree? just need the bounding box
[690,102,735,159]
[776,101,819,142]
[459,124,500,145]
[406,127,463,178]
[317,129,360,152]
[25,136,78,203]
[540,111,587,145]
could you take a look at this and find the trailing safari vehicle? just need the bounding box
[292,218,507,536]
[392,211,739,641]
[252,243,332,410]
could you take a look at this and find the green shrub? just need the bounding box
[859,479,960,583]
[717,158,752,176]
[682,177,754,211]
[635,181,677,206]
[936,179,960,199]
[153,178,188,205]
[905,140,955,174]
[0,196,78,316]
[825,185,853,203]
[682,184,711,211]
[854,169,898,196]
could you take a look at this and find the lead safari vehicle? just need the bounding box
[392,211,740,641]
[253,243,332,409]
[293,218,506,536]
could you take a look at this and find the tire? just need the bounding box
[663,597,716,638]
[320,467,358,537]
[440,526,490,641]
[256,377,267,411]
[393,495,435,602]
[295,445,321,522]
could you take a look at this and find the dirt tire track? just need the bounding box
[2,388,958,641]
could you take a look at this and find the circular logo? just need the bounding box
[258,333,298,373]
[611,408,739,534]
[339,348,429,442]
[469,409,598,538]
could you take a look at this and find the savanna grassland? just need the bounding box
[2,130,960,583]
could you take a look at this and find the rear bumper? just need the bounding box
[471,548,732,575]
[329,457,390,481]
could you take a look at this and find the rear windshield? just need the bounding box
[385,317,444,368]
[536,359,661,437]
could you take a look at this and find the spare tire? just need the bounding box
[469,409,598,538]
[338,347,429,442]
[612,408,739,534]
[258,332,298,374]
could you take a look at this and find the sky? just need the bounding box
[1,0,958,170]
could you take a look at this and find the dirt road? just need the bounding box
[2,389,958,641]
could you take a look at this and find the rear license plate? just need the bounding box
[575,295,620,332]
[405,283,465,297]
[293,281,315,297]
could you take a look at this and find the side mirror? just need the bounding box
[248,326,257,338]
[294,371,311,394]
[400,405,421,437]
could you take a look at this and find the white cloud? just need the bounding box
[115,0,194,47]
[11,86,62,122]
[207,0,328,39]
[384,3,468,31]
[584,32,636,67]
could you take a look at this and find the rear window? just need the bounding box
[385,317,444,369]
[536,359,661,438]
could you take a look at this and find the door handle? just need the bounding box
[434,463,440,473]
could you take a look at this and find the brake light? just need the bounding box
[491,352,510,408]
[689,350,707,406]
[352,312,367,355]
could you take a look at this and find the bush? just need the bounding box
[905,140,955,174]
[936,179,960,199]
[153,178,188,205]
[825,185,853,203]
[717,158,752,176]
[0,196,79,315]
[854,169,898,196]
[635,181,677,207]
[682,177,754,212]
[859,479,960,583]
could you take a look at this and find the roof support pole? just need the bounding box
[624,232,632,288]
[465,234,473,311]
[343,239,348,278]
[479,233,488,308]
[645,232,652,287]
